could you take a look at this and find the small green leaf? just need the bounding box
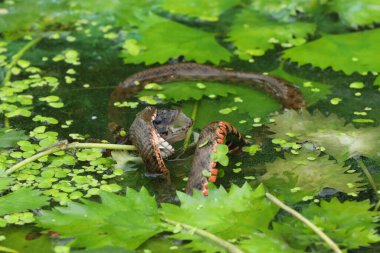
[349,82,365,89]
[330,97,342,105]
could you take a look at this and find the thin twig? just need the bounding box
[183,100,199,150]
[161,218,244,253]
[265,192,343,253]
[5,141,137,175]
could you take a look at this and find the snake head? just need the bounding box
[153,108,193,144]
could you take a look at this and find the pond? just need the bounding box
[0,1,380,253]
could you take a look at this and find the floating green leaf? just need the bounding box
[250,0,321,22]
[211,144,229,166]
[0,178,14,193]
[0,227,54,253]
[260,149,364,203]
[37,188,163,250]
[122,15,231,65]
[0,188,49,216]
[283,29,380,75]
[227,8,315,60]
[268,110,380,162]
[161,0,240,21]
[273,198,380,250]
[328,0,380,28]
[0,129,28,148]
[0,0,74,36]
[242,145,261,156]
[114,0,159,27]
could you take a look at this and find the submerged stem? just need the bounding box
[265,192,343,253]
[3,35,44,85]
[358,158,380,211]
[5,140,137,175]
[183,100,199,150]
[2,35,44,128]
[357,158,378,193]
[161,218,244,253]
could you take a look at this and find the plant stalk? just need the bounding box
[358,159,380,211]
[3,35,44,85]
[2,35,44,128]
[183,100,199,150]
[357,158,378,193]
[5,140,137,175]
[265,192,343,253]
[161,218,244,253]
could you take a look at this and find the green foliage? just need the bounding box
[0,226,54,253]
[0,188,49,216]
[114,0,160,27]
[211,144,229,166]
[0,0,74,36]
[0,129,28,148]
[273,198,380,250]
[36,184,380,252]
[37,188,163,250]
[242,145,261,156]
[374,75,380,87]
[250,0,320,22]
[268,110,380,162]
[161,184,287,253]
[122,15,231,65]
[0,178,14,192]
[328,0,380,28]
[1,1,380,252]
[161,0,240,21]
[283,29,380,75]
[227,8,315,60]
[260,149,364,203]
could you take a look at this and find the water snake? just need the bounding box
[111,63,306,196]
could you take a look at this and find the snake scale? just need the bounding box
[111,63,306,196]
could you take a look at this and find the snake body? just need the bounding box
[112,62,305,110]
[113,63,306,195]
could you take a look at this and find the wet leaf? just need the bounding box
[0,129,28,148]
[227,8,315,60]
[273,198,380,250]
[328,0,380,28]
[260,149,365,204]
[0,188,49,216]
[122,14,231,65]
[37,188,162,250]
[283,29,380,75]
[268,110,380,162]
[161,0,240,21]
[250,0,321,22]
